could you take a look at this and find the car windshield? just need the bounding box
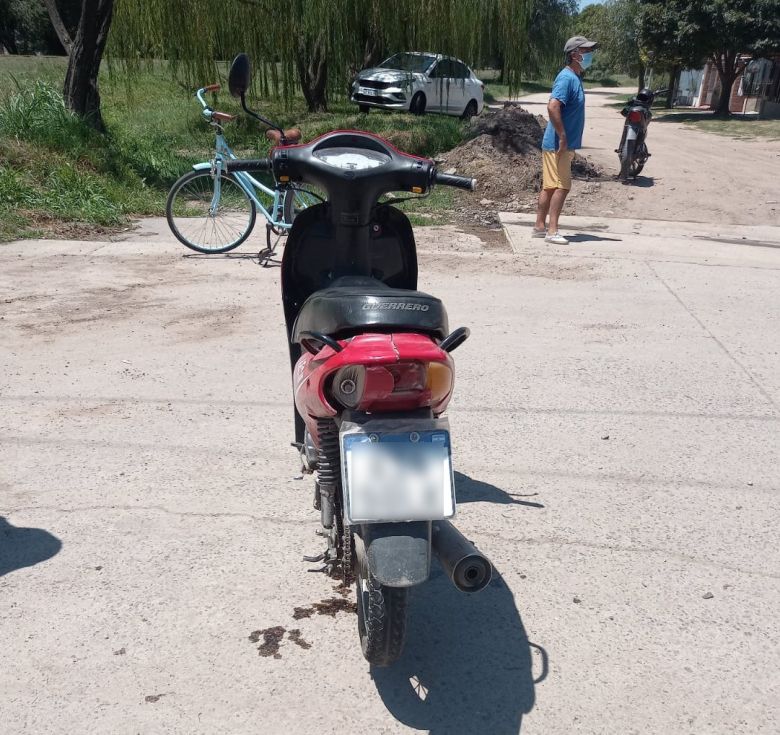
[379,53,436,73]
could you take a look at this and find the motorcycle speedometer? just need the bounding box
[313,147,390,171]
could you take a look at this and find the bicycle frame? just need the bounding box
[193,87,295,230]
[191,133,296,230]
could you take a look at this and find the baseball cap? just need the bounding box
[564,36,598,54]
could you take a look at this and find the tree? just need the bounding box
[43,0,114,131]
[109,0,536,112]
[0,0,57,53]
[638,1,700,107]
[523,0,578,81]
[640,0,780,117]
[577,0,647,90]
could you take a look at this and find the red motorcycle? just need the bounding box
[227,54,493,666]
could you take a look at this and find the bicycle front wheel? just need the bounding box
[166,170,256,254]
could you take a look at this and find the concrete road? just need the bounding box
[1,218,779,734]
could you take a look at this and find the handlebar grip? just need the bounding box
[226,159,272,172]
[434,172,477,191]
[204,84,220,93]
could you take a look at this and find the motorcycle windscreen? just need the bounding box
[340,418,456,524]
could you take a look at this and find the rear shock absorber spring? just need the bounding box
[316,419,340,530]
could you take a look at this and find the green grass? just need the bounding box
[601,99,780,141]
[483,80,552,102]
[0,56,471,241]
[484,74,638,103]
[653,113,780,141]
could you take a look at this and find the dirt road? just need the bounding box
[517,88,780,226]
[2,215,779,733]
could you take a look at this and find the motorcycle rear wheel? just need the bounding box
[619,138,635,181]
[354,534,408,667]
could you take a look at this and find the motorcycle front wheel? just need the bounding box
[354,534,408,667]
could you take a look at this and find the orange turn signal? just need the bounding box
[426,362,453,404]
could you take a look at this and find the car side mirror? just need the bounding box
[228,53,251,98]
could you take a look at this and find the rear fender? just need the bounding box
[361,521,431,587]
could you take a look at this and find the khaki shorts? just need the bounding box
[542,150,575,190]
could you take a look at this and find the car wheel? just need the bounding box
[410,92,426,115]
[461,99,478,120]
[358,104,370,114]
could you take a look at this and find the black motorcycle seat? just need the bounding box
[292,276,449,342]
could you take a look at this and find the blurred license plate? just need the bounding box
[341,427,455,524]
[359,87,380,96]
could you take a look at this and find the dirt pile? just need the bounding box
[440,103,602,212]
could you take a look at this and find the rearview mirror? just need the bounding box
[228,53,251,98]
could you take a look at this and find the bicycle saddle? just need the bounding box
[266,128,302,144]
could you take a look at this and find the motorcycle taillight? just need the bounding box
[329,361,452,411]
[628,110,643,123]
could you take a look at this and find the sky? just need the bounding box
[579,0,604,8]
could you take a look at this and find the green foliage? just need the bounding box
[110,0,536,99]
[523,0,578,79]
[0,0,50,54]
[640,0,780,63]
[577,0,645,80]
[0,79,95,154]
[639,0,780,115]
[0,58,473,240]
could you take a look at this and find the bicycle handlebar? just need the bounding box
[226,159,272,172]
[434,172,477,191]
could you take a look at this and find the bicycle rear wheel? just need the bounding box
[282,188,318,226]
[166,170,256,254]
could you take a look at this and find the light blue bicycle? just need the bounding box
[166,83,317,257]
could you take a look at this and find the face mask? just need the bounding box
[579,51,594,70]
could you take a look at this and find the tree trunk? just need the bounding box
[0,22,20,54]
[44,0,114,132]
[712,51,737,118]
[637,63,646,93]
[42,0,73,54]
[295,33,328,112]
[665,65,679,109]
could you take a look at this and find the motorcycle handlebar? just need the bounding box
[434,172,477,191]
[226,158,272,172]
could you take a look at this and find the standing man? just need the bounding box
[534,36,597,244]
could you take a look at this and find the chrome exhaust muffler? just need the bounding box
[431,520,492,593]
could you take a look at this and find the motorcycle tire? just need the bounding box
[354,534,408,667]
[619,138,635,181]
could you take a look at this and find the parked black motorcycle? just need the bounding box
[225,54,493,667]
[616,87,668,182]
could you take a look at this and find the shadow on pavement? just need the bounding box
[455,472,544,508]
[182,251,282,267]
[0,516,62,578]
[372,563,541,734]
[623,175,655,188]
[653,111,727,123]
[564,233,623,243]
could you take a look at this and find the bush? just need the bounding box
[0,80,96,156]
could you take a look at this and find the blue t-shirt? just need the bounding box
[542,67,585,151]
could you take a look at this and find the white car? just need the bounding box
[351,52,485,118]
